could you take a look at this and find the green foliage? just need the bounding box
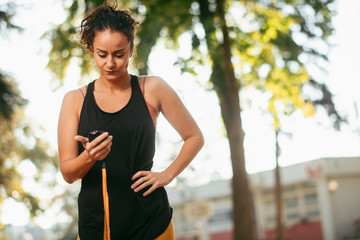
[229,1,337,128]
[45,0,343,238]
[0,108,58,220]
[0,4,26,119]
[0,2,23,36]
[46,0,342,126]
[232,0,339,129]
[0,1,60,229]
[0,73,27,120]
[42,0,99,88]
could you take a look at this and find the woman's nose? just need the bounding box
[106,56,115,68]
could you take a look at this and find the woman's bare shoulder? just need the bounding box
[61,86,87,115]
[63,88,85,102]
[143,75,172,92]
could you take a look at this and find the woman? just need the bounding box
[57,2,204,240]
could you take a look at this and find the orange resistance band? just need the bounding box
[102,166,111,240]
[77,165,111,240]
[102,163,174,240]
[78,161,173,240]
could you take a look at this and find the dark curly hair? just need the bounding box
[79,2,139,52]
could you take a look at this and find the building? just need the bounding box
[5,224,47,240]
[167,157,360,240]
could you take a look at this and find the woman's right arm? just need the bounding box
[57,90,112,184]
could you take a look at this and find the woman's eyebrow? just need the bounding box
[95,48,126,53]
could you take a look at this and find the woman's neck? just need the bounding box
[96,73,131,93]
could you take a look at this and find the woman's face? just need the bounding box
[92,29,133,81]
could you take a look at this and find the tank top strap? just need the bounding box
[131,75,158,128]
[87,81,95,94]
[78,85,88,98]
[82,81,95,105]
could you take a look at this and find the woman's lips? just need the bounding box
[105,70,117,74]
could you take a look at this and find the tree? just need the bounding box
[256,1,343,237]
[0,2,59,236]
[0,2,25,119]
[274,129,283,240]
[45,0,341,239]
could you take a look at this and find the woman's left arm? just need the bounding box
[131,76,204,196]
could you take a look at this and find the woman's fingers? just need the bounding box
[131,172,150,189]
[143,185,158,197]
[133,178,153,193]
[131,171,172,196]
[89,141,112,160]
[74,135,89,148]
[74,135,88,142]
[75,133,113,161]
[131,171,148,181]
[88,136,113,160]
[88,135,112,154]
[90,132,109,144]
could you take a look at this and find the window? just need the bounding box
[208,210,232,223]
[302,180,317,188]
[282,185,296,193]
[306,210,320,219]
[286,212,300,221]
[284,197,299,209]
[266,216,274,226]
[305,193,318,206]
[265,200,274,214]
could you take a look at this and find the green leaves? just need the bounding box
[0,2,23,36]
[228,0,339,128]
[42,1,342,237]
[0,73,27,120]
[0,2,59,226]
[46,0,338,120]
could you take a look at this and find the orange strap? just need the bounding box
[102,166,111,240]
[77,166,111,240]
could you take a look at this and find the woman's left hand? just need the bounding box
[131,171,173,196]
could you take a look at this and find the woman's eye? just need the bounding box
[98,54,106,58]
[115,55,124,58]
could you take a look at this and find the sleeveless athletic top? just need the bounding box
[77,75,173,240]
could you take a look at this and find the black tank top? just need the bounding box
[77,75,172,240]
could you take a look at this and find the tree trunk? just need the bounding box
[201,0,255,239]
[275,130,283,240]
[135,22,163,75]
[217,88,254,240]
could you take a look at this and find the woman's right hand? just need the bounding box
[75,132,113,161]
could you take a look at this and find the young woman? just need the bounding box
[57,2,204,240]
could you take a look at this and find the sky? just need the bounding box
[0,0,360,228]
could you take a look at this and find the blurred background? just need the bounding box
[0,0,359,239]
